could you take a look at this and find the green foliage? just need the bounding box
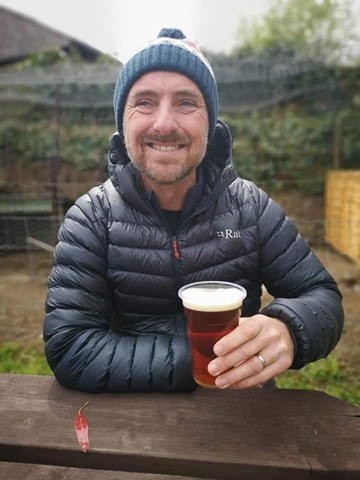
[277,355,360,405]
[15,49,68,69]
[0,38,359,194]
[0,119,58,161]
[0,341,52,376]
[0,118,112,170]
[223,109,331,191]
[14,44,111,70]
[235,0,356,64]
[220,64,360,191]
[60,124,111,170]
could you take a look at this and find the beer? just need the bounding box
[178,282,247,388]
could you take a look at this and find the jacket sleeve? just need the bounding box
[255,188,344,369]
[43,190,195,393]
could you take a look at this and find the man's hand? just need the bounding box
[207,314,294,389]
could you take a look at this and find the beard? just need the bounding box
[124,130,208,186]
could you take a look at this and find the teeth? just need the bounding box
[151,144,181,151]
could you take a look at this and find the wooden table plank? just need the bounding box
[0,461,213,480]
[0,374,359,479]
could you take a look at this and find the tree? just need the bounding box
[234,0,357,64]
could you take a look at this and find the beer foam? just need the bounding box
[180,286,246,312]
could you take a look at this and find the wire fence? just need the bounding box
[0,212,330,249]
[0,174,329,255]
[0,161,355,347]
[0,178,329,344]
[1,57,359,342]
[0,216,57,252]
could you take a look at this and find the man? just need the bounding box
[43,28,343,393]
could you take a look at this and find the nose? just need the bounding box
[152,102,178,135]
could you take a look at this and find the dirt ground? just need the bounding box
[0,244,359,371]
[0,251,52,343]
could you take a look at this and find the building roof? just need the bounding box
[0,6,102,65]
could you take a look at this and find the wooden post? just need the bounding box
[49,85,62,244]
[333,116,342,169]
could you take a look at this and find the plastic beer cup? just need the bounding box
[178,281,247,388]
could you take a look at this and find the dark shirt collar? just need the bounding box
[143,166,206,224]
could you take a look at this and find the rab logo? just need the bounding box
[217,229,242,239]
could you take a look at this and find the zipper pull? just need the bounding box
[172,238,180,260]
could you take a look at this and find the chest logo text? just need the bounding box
[216,229,242,239]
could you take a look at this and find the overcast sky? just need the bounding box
[2,0,360,63]
[1,0,272,62]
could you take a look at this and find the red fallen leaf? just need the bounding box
[74,401,90,452]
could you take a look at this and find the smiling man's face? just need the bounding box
[123,71,209,186]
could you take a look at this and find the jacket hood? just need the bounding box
[107,119,234,177]
[107,120,237,215]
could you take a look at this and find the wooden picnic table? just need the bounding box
[0,373,359,479]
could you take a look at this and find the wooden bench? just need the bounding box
[0,461,208,479]
[0,373,359,479]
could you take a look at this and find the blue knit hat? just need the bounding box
[113,27,219,141]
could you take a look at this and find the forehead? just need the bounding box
[127,71,203,97]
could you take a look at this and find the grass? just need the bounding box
[277,355,359,405]
[0,341,52,376]
[0,342,358,406]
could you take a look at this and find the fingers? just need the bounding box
[216,348,290,389]
[213,317,259,357]
[209,335,263,374]
[208,315,294,389]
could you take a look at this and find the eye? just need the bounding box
[177,100,197,112]
[180,99,197,107]
[134,99,156,113]
[136,99,151,107]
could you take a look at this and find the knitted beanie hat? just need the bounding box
[113,27,219,141]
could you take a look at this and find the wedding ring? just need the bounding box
[255,353,267,369]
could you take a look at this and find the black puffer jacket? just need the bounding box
[43,121,343,393]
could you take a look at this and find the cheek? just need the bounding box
[123,126,137,155]
[123,121,142,147]
[189,116,209,139]
[124,114,151,139]
[192,123,208,150]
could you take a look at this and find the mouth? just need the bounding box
[147,143,186,152]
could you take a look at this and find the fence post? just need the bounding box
[333,115,342,169]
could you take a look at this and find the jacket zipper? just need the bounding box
[172,238,180,260]
[171,236,183,289]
